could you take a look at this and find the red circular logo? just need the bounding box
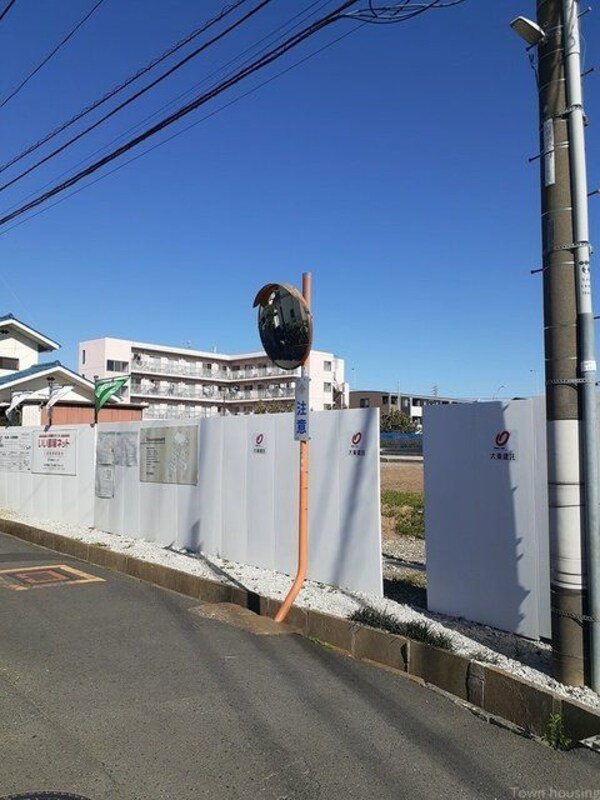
[495,430,510,448]
[255,434,264,446]
[351,432,362,446]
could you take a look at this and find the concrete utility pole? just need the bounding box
[534,0,598,687]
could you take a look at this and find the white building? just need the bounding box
[79,336,348,419]
[0,314,142,426]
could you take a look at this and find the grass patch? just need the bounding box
[381,490,424,538]
[400,571,427,589]
[350,606,453,651]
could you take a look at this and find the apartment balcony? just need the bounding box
[131,358,293,382]
[230,387,293,402]
[132,360,225,380]
[145,407,218,420]
[229,366,297,381]
[130,383,222,401]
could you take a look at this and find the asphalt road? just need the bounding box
[0,531,597,800]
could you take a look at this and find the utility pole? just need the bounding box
[562,0,600,690]
[533,0,598,687]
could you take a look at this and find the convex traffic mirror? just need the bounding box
[253,283,312,370]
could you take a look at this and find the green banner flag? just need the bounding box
[95,376,129,412]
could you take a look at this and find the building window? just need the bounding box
[0,357,19,370]
[82,349,86,365]
[324,361,332,371]
[106,359,129,373]
[324,382,332,392]
[359,398,370,408]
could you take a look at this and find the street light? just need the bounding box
[493,385,505,400]
[510,16,546,45]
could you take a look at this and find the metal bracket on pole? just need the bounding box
[528,141,569,162]
[546,377,597,385]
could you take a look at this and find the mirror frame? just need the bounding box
[253,283,313,370]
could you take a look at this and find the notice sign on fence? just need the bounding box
[32,429,77,475]
[140,425,198,485]
[0,430,32,472]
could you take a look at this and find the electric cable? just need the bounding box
[0,0,252,175]
[0,0,17,24]
[0,0,462,230]
[0,0,106,110]
[0,0,336,214]
[0,0,274,195]
[0,11,364,237]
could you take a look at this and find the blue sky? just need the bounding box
[0,0,596,399]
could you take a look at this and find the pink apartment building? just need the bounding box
[79,337,348,420]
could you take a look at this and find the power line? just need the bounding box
[0,8,363,237]
[0,0,17,24]
[0,0,460,230]
[0,0,274,195]
[0,0,360,231]
[0,0,336,215]
[0,0,107,110]
[0,0,252,176]
[345,0,466,21]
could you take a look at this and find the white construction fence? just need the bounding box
[424,398,550,640]
[0,409,383,596]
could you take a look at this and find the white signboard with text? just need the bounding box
[0,430,32,472]
[0,424,94,525]
[32,429,78,475]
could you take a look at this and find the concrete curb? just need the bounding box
[2,517,599,745]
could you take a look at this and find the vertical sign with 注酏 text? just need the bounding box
[294,377,310,441]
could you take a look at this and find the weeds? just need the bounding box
[543,713,572,751]
[350,606,453,651]
[401,571,427,589]
[381,491,424,538]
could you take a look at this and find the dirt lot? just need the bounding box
[380,461,423,494]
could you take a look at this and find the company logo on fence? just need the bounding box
[253,433,266,455]
[349,431,365,457]
[490,429,516,462]
[495,430,510,448]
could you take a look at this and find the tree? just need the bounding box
[253,400,293,415]
[380,409,418,433]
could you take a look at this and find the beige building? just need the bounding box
[349,389,464,428]
[79,336,348,419]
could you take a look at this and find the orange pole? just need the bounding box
[275,272,311,623]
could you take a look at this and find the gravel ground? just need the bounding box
[381,535,425,565]
[2,507,598,712]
